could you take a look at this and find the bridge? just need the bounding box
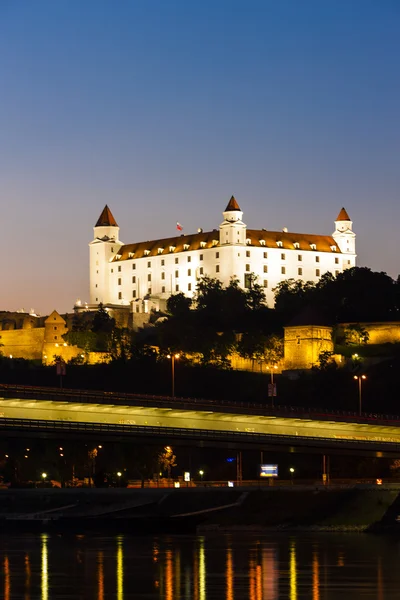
[1,384,400,455]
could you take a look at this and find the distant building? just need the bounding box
[89,198,356,313]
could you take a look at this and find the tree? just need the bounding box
[158,445,177,480]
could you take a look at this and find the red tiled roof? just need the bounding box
[224,196,241,211]
[336,207,351,221]
[113,228,341,261]
[95,205,118,227]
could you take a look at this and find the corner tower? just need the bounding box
[219,196,247,245]
[89,205,122,305]
[332,207,356,256]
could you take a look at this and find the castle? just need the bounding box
[89,198,356,312]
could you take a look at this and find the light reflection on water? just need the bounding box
[1,532,400,598]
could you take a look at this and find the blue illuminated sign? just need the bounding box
[260,464,278,478]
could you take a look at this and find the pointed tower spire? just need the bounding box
[95,205,118,227]
[336,207,351,222]
[225,196,241,212]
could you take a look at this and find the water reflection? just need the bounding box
[116,535,124,600]
[1,532,400,598]
[41,533,48,600]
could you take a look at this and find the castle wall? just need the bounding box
[339,322,400,345]
[0,328,45,360]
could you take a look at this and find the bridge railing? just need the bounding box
[0,382,399,424]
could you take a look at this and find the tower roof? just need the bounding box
[336,207,351,221]
[224,196,241,211]
[95,205,118,227]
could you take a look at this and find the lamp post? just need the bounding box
[354,375,367,415]
[167,353,180,397]
[199,469,204,484]
[289,467,295,485]
[267,365,278,407]
[42,472,47,486]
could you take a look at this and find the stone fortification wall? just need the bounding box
[0,328,45,360]
[339,322,400,345]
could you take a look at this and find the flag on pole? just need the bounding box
[176,222,183,231]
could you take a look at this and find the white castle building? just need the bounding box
[89,198,356,313]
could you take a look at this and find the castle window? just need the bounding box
[175,284,179,292]
[298,255,302,262]
[335,257,339,264]
[161,259,165,266]
[200,254,203,261]
[118,266,121,272]
[330,245,337,252]
[263,252,268,259]
[132,264,136,270]
[158,248,164,254]
[111,247,114,252]
[246,238,251,245]
[260,240,265,246]
[212,239,218,247]
[276,241,283,248]
[148,274,151,282]
[298,268,302,276]
[263,265,268,273]
[54,326,57,330]
[144,250,150,256]
[281,253,286,260]
[310,243,316,250]
[96,298,98,302]
[347,260,351,265]
[188,283,192,291]
[118,292,122,299]
[161,272,165,280]
[335,270,339,276]
[128,252,135,258]
[132,276,136,283]
[96,270,99,274]
[200,267,204,275]
[95,284,98,288]
[263,280,268,288]
[169,246,176,252]
[162,286,165,293]
[175,270,179,278]
[200,242,206,248]
[315,256,320,263]
[54,336,57,340]
[118,278,121,285]
[316,269,320,277]
[148,288,152,294]
[132,290,136,298]
[293,242,300,249]
[245,264,250,272]
[147,261,151,268]
[281,266,286,274]
[183,244,190,250]
[216,252,219,259]
[216,265,220,273]
[111,269,113,273]
[188,256,191,263]
[175,258,179,264]
[246,251,250,258]
[188,269,191,276]
[297,336,300,345]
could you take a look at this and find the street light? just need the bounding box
[199,469,204,483]
[167,353,180,397]
[266,364,278,407]
[354,375,367,415]
[289,467,295,484]
[42,472,47,484]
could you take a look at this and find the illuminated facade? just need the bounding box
[89,199,356,311]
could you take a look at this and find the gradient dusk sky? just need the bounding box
[1,1,399,314]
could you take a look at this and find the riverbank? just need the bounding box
[0,486,399,533]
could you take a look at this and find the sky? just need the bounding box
[1,0,399,314]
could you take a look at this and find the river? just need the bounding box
[0,532,399,598]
